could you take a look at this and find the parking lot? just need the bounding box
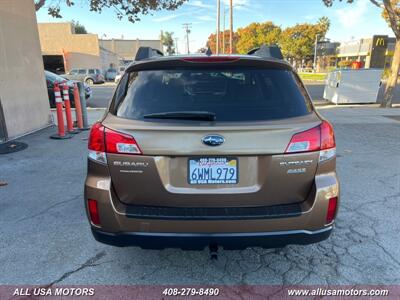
[1,101,399,285]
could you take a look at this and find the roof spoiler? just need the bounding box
[247,44,283,60]
[135,47,164,61]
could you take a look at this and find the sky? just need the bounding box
[36,0,393,54]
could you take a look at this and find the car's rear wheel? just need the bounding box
[86,78,94,85]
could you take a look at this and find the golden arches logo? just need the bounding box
[375,38,385,47]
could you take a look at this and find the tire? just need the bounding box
[85,78,94,85]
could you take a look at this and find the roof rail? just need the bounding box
[247,44,283,60]
[135,47,164,61]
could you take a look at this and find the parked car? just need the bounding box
[45,70,92,108]
[105,68,118,81]
[114,66,126,83]
[114,73,122,84]
[85,51,339,251]
[62,68,105,85]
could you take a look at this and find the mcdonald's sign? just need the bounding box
[370,35,388,68]
[375,37,386,47]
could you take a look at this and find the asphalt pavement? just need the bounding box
[1,105,400,285]
[86,84,116,108]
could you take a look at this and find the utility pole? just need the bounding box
[182,23,192,54]
[216,0,220,55]
[222,5,226,54]
[160,30,164,53]
[174,38,179,54]
[229,0,233,54]
[313,34,320,73]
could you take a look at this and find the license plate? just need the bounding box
[188,157,238,185]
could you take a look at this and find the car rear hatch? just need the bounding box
[98,57,324,208]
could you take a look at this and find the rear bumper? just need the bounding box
[85,159,339,250]
[91,226,333,250]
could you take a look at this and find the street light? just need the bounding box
[216,0,243,54]
[229,2,244,54]
[314,35,333,72]
[313,34,320,73]
[216,0,220,54]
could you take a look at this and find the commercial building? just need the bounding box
[38,23,120,74]
[99,39,163,64]
[315,41,341,72]
[336,35,395,69]
[0,0,51,140]
[316,35,396,71]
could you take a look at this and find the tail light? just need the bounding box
[88,122,142,164]
[326,197,338,224]
[285,120,336,162]
[104,127,142,154]
[88,199,100,226]
[88,123,107,163]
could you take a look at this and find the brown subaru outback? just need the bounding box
[84,47,339,250]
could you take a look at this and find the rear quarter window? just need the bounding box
[113,68,313,122]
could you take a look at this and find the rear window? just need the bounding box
[114,68,312,122]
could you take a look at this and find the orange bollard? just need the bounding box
[50,83,71,139]
[62,83,79,134]
[73,83,84,130]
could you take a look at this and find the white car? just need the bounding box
[114,66,126,83]
[114,73,122,83]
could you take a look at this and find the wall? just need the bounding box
[0,0,51,140]
[100,47,120,73]
[99,39,162,61]
[38,23,101,72]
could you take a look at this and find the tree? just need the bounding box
[34,0,186,23]
[206,30,239,54]
[280,17,330,65]
[161,31,175,55]
[197,47,207,53]
[323,0,400,108]
[71,20,87,34]
[235,22,282,54]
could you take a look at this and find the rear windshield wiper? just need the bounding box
[143,111,216,121]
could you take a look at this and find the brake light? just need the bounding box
[88,123,105,152]
[320,120,335,149]
[104,127,142,154]
[326,197,338,224]
[285,120,336,162]
[88,123,107,163]
[88,122,142,163]
[182,56,240,63]
[88,199,100,226]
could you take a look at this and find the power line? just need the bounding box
[182,23,192,54]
